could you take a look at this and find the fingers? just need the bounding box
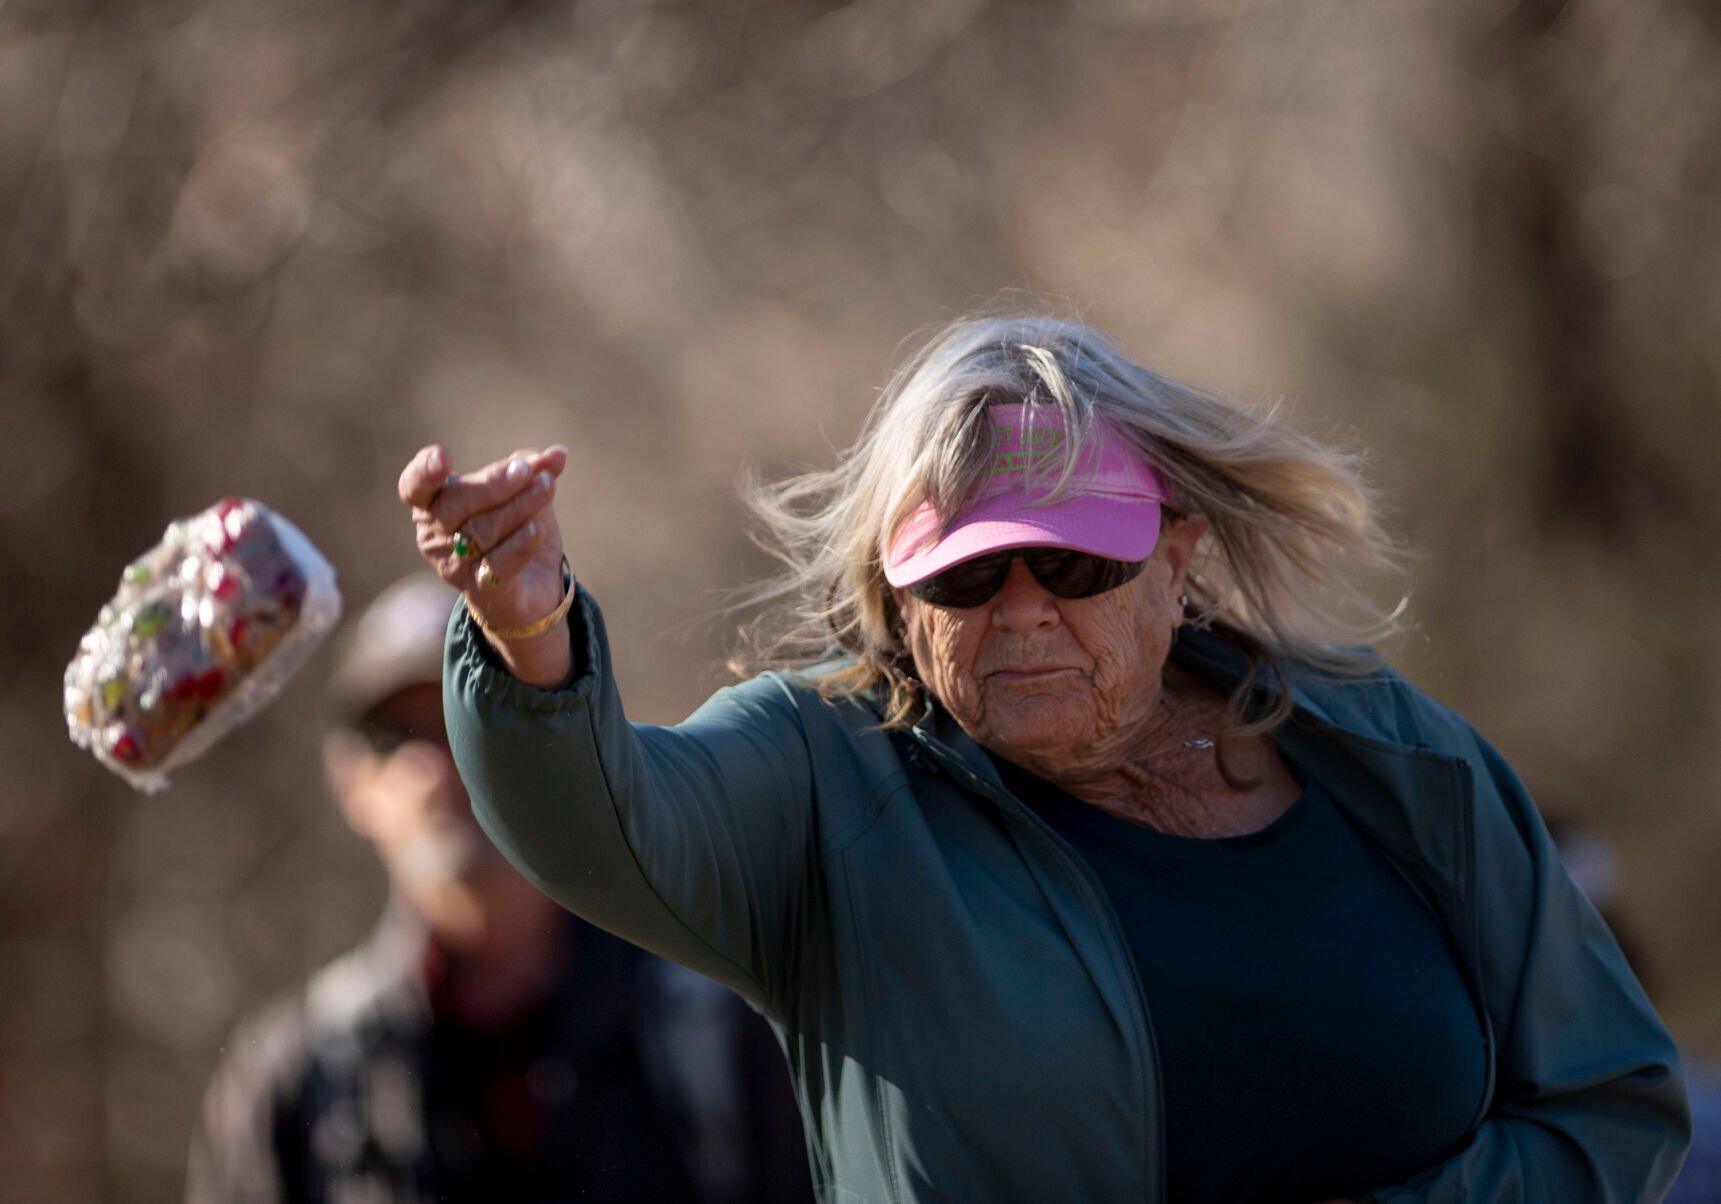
[422,445,567,535]
[401,442,570,591]
[399,444,566,527]
[415,511,468,579]
[458,469,557,558]
[477,514,554,587]
[531,444,568,479]
[398,443,559,513]
[444,453,533,531]
[399,444,449,509]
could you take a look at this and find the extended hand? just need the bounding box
[398,442,573,687]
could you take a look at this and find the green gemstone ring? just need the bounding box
[453,531,476,560]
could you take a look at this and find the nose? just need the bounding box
[393,738,466,799]
[989,558,1060,632]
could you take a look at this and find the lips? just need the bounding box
[985,666,1079,683]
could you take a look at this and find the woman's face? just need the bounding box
[896,516,1207,779]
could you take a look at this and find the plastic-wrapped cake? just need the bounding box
[64,497,342,791]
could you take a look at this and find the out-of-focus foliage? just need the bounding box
[3,0,1720,1199]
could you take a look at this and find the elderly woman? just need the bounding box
[399,313,1688,1203]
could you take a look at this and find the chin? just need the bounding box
[389,827,498,887]
[982,710,1095,765]
[982,681,1091,733]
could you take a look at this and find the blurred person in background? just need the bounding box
[399,311,1688,1203]
[185,575,813,1204]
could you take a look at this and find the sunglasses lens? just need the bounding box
[360,722,409,755]
[910,551,1013,608]
[910,549,1147,607]
[1023,549,1147,599]
[358,719,450,755]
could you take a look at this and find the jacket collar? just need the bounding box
[904,624,1478,942]
[1169,624,1475,906]
[902,626,1492,1125]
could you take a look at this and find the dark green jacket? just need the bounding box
[445,591,1689,1203]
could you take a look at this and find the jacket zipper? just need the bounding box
[1447,756,1497,1134]
[911,730,1167,1204]
[1290,721,1499,1137]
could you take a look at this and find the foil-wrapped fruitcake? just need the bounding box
[65,497,342,791]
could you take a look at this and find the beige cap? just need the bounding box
[326,574,458,725]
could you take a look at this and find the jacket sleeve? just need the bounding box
[443,588,818,1013]
[1360,721,1690,1203]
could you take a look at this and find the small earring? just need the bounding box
[1178,593,1189,609]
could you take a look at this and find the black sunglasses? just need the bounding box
[908,548,1148,609]
[356,715,449,756]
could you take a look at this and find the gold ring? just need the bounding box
[475,562,500,590]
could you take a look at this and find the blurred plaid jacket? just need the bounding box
[185,907,812,1204]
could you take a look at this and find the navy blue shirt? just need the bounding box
[993,756,1488,1204]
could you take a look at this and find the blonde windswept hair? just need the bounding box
[733,309,1406,738]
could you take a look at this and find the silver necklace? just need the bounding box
[1159,695,1216,750]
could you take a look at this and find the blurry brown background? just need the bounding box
[4,0,1720,1199]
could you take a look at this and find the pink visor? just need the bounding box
[882,404,1170,588]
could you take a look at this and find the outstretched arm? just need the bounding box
[401,443,819,1014]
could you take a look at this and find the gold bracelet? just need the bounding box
[468,556,575,642]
